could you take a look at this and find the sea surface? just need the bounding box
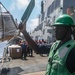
[0,41,8,58]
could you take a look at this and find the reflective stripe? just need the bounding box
[59,47,69,58]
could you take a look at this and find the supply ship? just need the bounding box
[30,0,75,44]
[0,0,75,75]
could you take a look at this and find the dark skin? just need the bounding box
[52,25,75,74]
[19,23,75,73]
[19,23,39,53]
[19,23,72,52]
[55,26,72,44]
[19,23,50,54]
[19,8,75,73]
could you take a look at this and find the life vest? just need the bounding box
[45,40,75,75]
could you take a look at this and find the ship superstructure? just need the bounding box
[30,0,75,44]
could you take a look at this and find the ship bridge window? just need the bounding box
[47,0,60,16]
[41,12,44,21]
[51,1,54,13]
[43,29,45,34]
[55,0,60,9]
[47,29,52,33]
[47,5,51,16]
[50,1,56,13]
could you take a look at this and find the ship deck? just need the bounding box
[0,53,48,75]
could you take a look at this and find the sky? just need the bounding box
[0,0,42,32]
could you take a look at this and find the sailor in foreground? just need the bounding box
[19,14,75,75]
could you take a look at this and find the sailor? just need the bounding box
[45,14,75,75]
[19,14,75,75]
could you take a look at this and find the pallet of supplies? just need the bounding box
[8,45,22,59]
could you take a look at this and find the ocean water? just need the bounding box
[0,41,8,58]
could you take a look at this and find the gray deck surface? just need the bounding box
[0,53,48,75]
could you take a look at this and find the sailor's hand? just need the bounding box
[18,22,26,32]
